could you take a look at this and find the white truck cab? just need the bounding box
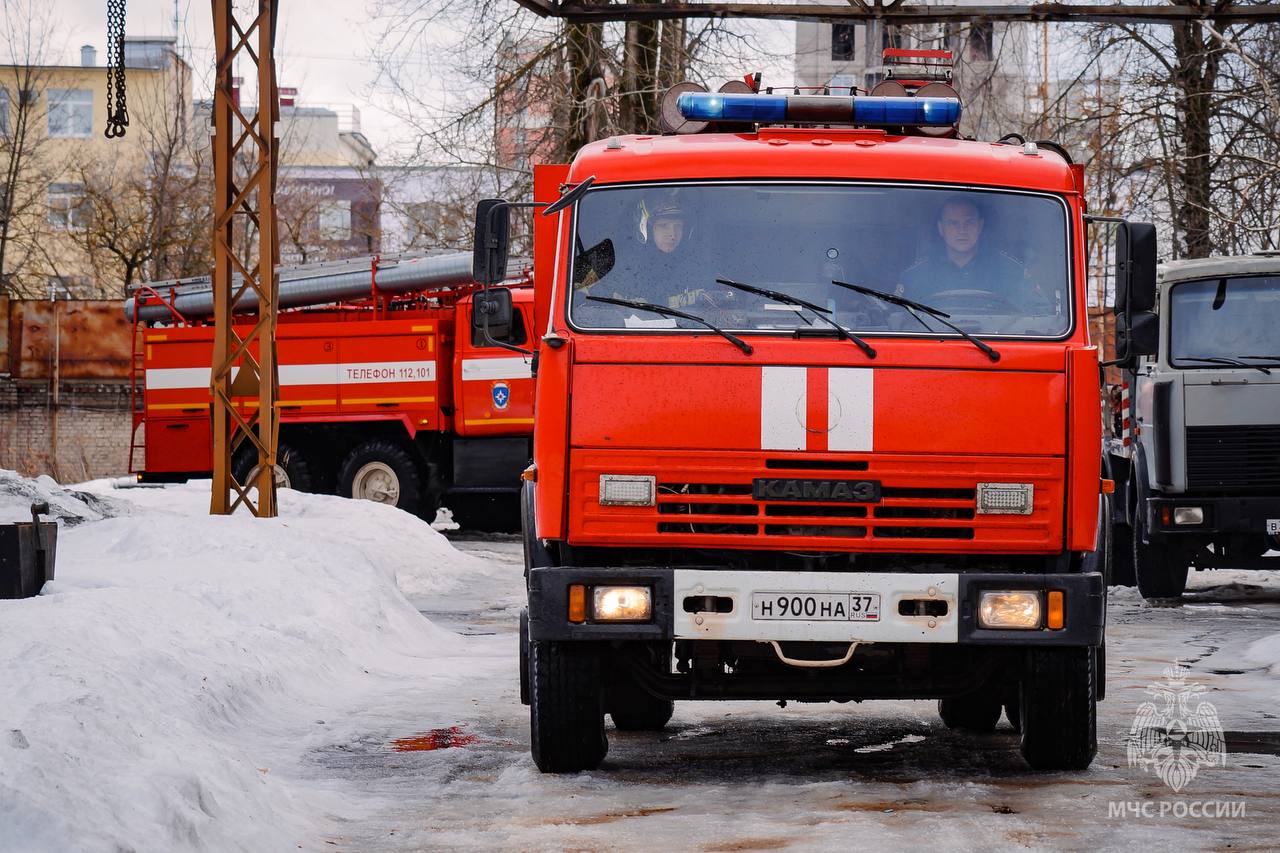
[1110,252,1280,598]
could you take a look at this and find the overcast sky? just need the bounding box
[56,0,405,152]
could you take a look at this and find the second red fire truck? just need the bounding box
[127,252,534,529]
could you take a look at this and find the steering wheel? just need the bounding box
[926,288,1020,314]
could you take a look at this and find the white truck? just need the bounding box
[1108,252,1280,599]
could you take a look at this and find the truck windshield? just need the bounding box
[1169,275,1280,367]
[568,183,1071,338]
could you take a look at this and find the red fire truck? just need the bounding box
[127,253,534,529]
[475,72,1153,772]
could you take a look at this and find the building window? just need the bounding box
[0,88,9,136]
[48,89,93,138]
[318,200,351,238]
[967,22,994,62]
[831,23,857,62]
[48,182,89,230]
[882,25,905,52]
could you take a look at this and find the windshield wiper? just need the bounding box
[715,277,876,359]
[1178,356,1271,375]
[831,280,1001,362]
[585,295,753,355]
[1237,355,1280,363]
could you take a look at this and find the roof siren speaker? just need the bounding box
[660,82,710,134]
[912,81,961,137]
[869,80,909,98]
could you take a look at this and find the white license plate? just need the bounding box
[1268,519,1280,535]
[751,592,880,622]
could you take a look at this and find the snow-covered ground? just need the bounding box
[3,471,1280,852]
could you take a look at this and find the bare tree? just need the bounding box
[0,0,71,297]
[1042,4,1280,258]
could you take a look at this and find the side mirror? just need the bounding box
[1114,221,1157,315]
[472,199,511,285]
[1115,309,1159,367]
[473,287,514,341]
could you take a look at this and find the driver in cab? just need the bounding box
[899,196,1029,306]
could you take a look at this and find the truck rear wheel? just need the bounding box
[937,694,1002,732]
[1019,646,1097,770]
[232,441,313,492]
[338,439,421,514]
[529,641,607,773]
[1134,509,1188,599]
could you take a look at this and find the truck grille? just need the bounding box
[654,480,977,540]
[572,450,1060,551]
[1186,425,1280,491]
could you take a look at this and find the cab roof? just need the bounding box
[571,128,1079,196]
[1159,253,1280,285]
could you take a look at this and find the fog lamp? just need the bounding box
[1173,507,1204,525]
[599,474,656,506]
[976,482,1034,515]
[978,591,1042,629]
[593,586,652,622]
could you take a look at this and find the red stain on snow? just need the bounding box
[390,726,478,752]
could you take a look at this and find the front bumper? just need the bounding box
[1146,494,1280,537]
[527,567,1103,647]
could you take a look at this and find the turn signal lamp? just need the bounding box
[1046,591,1065,630]
[676,92,962,127]
[593,586,653,622]
[978,591,1041,629]
[568,584,587,623]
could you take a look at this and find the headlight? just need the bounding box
[599,474,656,506]
[976,482,1034,515]
[1173,507,1203,525]
[978,591,1042,629]
[593,586,652,622]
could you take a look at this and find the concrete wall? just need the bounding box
[0,380,135,482]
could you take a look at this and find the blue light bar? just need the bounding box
[677,92,786,122]
[853,97,961,127]
[676,92,960,127]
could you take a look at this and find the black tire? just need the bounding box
[1019,646,1097,770]
[448,494,521,533]
[519,608,531,706]
[1004,699,1022,733]
[1110,518,1136,586]
[337,439,422,515]
[529,641,608,773]
[609,681,674,731]
[938,694,1002,732]
[1134,505,1188,600]
[233,441,314,492]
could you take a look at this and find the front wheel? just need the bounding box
[529,641,607,773]
[1019,646,1097,770]
[1134,506,1188,600]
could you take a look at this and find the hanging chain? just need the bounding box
[104,0,129,138]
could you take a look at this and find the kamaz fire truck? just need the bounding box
[126,252,534,529]
[475,65,1154,774]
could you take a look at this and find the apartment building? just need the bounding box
[0,38,194,299]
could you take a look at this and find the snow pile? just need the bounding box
[0,478,477,852]
[0,469,131,525]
